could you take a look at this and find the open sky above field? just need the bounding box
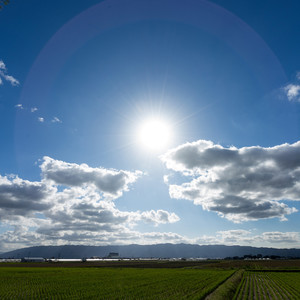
[1,0,300,252]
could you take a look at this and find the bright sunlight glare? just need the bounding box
[137,118,172,152]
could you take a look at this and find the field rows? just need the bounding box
[234,271,300,300]
[0,267,234,299]
[1,265,300,299]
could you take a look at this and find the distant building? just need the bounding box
[21,257,45,262]
[0,259,21,263]
[107,252,119,259]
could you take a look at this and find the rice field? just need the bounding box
[234,271,300,300]
[1,261,300,299]
[0,267,234,299]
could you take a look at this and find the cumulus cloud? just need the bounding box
[0,157,180,251]
[0,175,54,220]
[135,231,189,244]
[0,225,188,253]
[31,107,38,113]
[139,210,180,225]
[161,140,299,222]
[35,188,131,239]
[38,117,44,122]
[0,60,19,86]
[41,156,143,198]
[0,225,47,253]
[259,231,300,244]
[197,230,300,247]
[36,187,180,242]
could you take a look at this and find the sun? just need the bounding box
[137,118,172,152]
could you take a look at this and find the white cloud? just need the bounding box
[284,84,300,102]
[283,72,300,102]
[0,226,188,253]
[163,175,170,184]
[0,60,5,70]
[0,60,19,86]
[0,175,55,221]
[135,231,190,244]
[140,210,180,225]
[15,104,24,110]
[4,74,19,86]
[260,231,300,244]
[1,222,298,252]
[0,157,180,251]
[41,156,143,198]
[14,105,44,122]
[51,116,62,123]
[161,140,299,222]
[36,188,180,240]
[197,230,300,247]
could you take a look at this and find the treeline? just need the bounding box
[224,254,300,260]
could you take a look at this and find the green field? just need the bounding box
[1,261,300,299]
[234,271,300,300]
[0,267,234,299]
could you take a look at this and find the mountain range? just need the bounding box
[1,244,300,259]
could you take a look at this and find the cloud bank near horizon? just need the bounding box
[161,140,300,222]
[196,230,300,247]
[0,157,180,252]
[1,140,300,252]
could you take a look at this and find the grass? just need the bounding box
[205,269,245,300]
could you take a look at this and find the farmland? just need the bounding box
[0,260,299,299]
[234,271,300,300]
[0,267,234,299]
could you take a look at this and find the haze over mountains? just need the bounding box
[1,244,300,259]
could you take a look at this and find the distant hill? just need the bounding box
[1,244,300,259]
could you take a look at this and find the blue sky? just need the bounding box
[1,0,300,252]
